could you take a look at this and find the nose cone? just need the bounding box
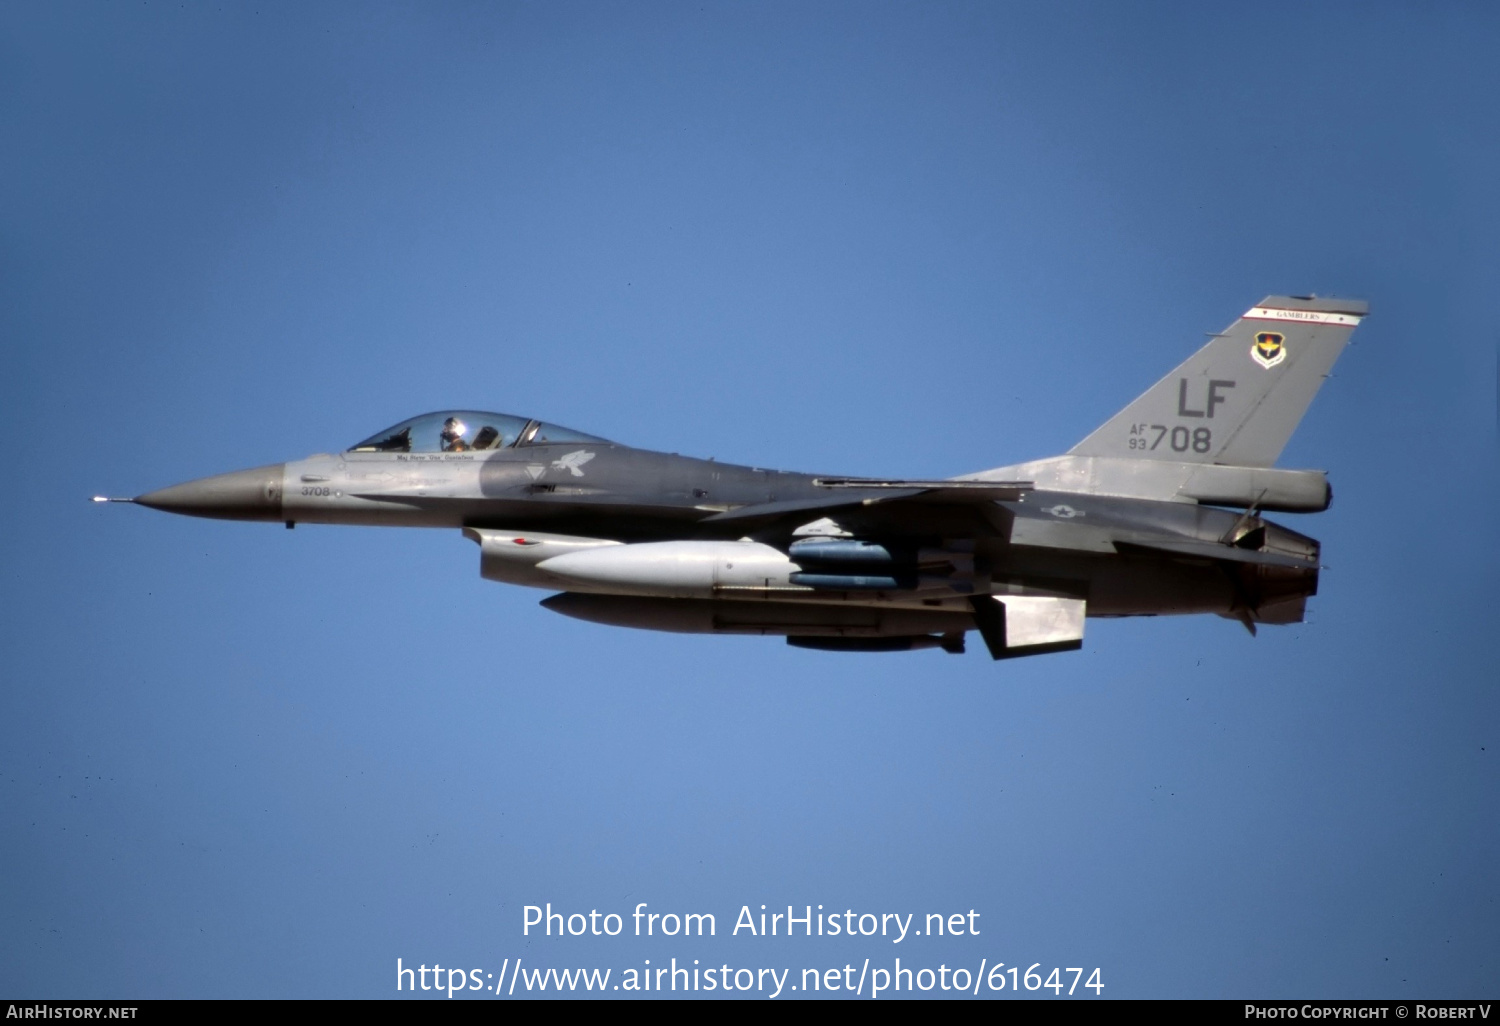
[136,464,285,521]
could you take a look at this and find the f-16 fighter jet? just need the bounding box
[103,295,1364,659]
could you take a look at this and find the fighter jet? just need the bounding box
[101,295,1365,659]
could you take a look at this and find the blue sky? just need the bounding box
[2,1,1496,998]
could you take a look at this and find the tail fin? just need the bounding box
[1069,296,1367,468]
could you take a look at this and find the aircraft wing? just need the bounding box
[697,492,920,524]
[699,479,1032,528]
[811,478,1034,502]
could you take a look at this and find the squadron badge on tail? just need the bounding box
[1252,331,1287,369]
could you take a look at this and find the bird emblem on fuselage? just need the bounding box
[551,450,596,477]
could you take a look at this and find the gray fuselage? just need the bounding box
[134,432,1319,627]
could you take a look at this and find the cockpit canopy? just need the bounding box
[348,411,609,454]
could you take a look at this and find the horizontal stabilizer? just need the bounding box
[1113,538,1317,568]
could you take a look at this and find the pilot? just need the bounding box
[440,417,469,452]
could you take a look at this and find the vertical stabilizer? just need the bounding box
[1068,296,1366,468]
